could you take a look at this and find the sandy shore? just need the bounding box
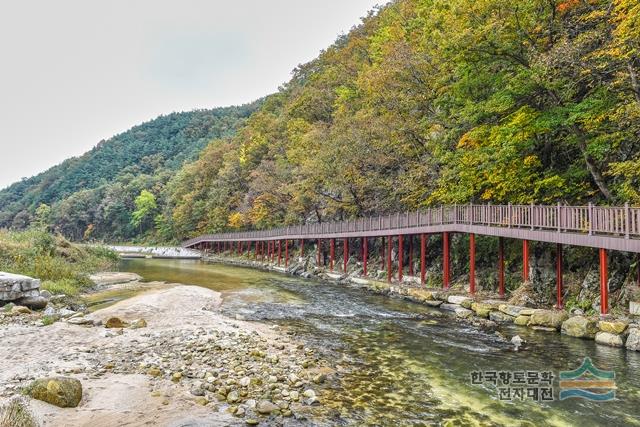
[0,274,325,426]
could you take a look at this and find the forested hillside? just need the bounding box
[165,0,640,240]
[0,104,259,241]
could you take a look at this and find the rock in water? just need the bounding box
[105,317,125,328]
[0,396,38,427]
[626,327,640,351]
[597,320,628,335]
[527,310,568,329]
[26,377,83,408]
[595,332,625,348]
[561,316,598,339]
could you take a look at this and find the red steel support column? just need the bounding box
[443,232,450,289]
[470,233,476,295]
[556,243,563,309]
[285,240,289,268]
[363,237,368,276]
[278,240,282,266]
[420,234,426,287]
[498,237,505,298]
[330,239,335,271]
[408,236,414,277]
[343,238,349,273]
[387,236,393,283]
[522,240,530,282]
[398,235,404,282]
[381,237,385,269]
[600,248,609,315]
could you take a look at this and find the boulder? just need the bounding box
[630,302,640,316]
[454,307,474,319]
[625,327,640,351]
[440,303,459,312]
[598,320,628,335]
[489,311,514,323]
[423,300,443,307]
[10,305,31,315]
[519,308,537,316]
[527,310,568,330]
[471,302,495,318]
[595,332,625,348]
[25,377,82,408]
[498,304,527,317]
[514,315,530,326]
[447,295,472,306]
[15,295,48,310]
[129,318,147,329]
[105,317,126,328]
[256,400,279,414]
[561,316,598,339]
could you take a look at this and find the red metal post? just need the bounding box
[387,236,393,283]
[523,240,530,282]
[330,239,335,271]
[398,235,404,282]
[408,235,414,277]
[343,238,349,273]
[381,237,386,269]
[600,248,608,315]
[420,233,426,287]
[363,237,368,276]
[317,239,322,266]
[556,243,563,309]
[443,232,450,289]
[278,240,282,266]
[285,240,289,267]
[470,233,476,295]
[498,237,505,298]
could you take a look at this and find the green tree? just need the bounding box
[131,190,158,232]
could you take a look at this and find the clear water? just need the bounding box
[114,258,640,426]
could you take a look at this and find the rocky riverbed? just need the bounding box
[0,273,335,426]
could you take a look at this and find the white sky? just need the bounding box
[0,0,385,190]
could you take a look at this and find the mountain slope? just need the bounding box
[0,103,259,240]
[164,0,640,240]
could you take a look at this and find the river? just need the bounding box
[115,258,640,426]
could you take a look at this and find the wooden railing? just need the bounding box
[183,203,640,247]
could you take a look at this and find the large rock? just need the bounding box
[598,320,628,335]
[455,307,474,319]
[471,302,496,318]
[15,295,48,310]
[514,315,530,326]
[625,327,640,351]
[489,311,514,323]
[595,332,625,348]
[527,310,568,330]
[447,295,472,306]
[256,400,279,414]
[105,317,126,328]
[561,316,598,339]
[498,304,527,317]
[0,272,41,302]
[26,377,83,408]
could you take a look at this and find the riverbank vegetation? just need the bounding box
[0,229,118,296]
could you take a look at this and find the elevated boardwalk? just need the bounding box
[183,204,640,314]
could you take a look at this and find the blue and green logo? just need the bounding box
[559,357,616,401]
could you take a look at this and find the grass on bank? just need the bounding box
[0,229,118,296]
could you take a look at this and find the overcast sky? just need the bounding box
[0,1,385,190]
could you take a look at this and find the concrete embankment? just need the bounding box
[204,253,640,354]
